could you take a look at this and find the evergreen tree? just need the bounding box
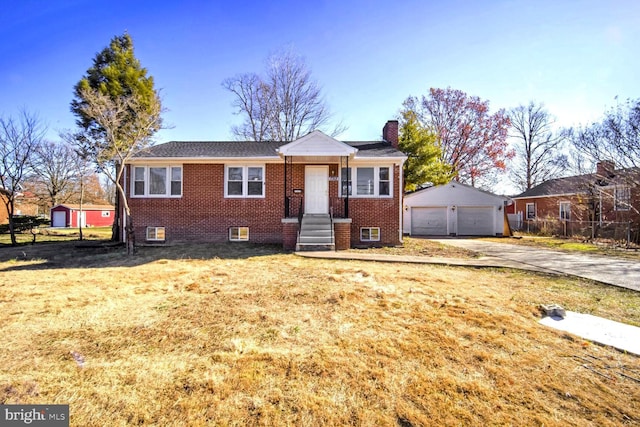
[70,33,162,253]
[399,110,451,191]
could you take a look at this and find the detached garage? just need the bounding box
[403,182,507,236]
[50,204,115,228]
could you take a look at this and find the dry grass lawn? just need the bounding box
[1,242,639,426]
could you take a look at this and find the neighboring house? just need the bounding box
[403,182,508,236]
[0,190,40,224]
[121,121,407,250]
[511,161,640,240]
[50,204,115,228]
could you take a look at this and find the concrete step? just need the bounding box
[300,236,332,243]
[296,243,335,251]
[300,229,332,237]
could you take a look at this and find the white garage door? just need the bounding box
[52,211,66,227]
[411,207,448,236]
[457,207,494,236]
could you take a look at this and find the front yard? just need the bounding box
[1,242,639,426]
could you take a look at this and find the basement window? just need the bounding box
[360,227,380,242]
[146,226,166,242]
[229,226,249,242]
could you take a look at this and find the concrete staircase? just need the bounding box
[296,214,334,251]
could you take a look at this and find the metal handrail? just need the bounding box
[330,205,335,251]
[296,197,304,247]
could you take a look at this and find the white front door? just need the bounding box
[305,166,329,214]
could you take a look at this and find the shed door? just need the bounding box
[411,207,448,235]
[457,207,494,235]
[52,211,66,228]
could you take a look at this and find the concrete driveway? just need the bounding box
[432,238,640,292]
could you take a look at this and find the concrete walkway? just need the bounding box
[297,239,640,292]
[432,238,640,292]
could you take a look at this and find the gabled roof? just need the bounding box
[52,204,115,211]
[406,181,507,203]
[514,167,640,198]
[277,130,357,157]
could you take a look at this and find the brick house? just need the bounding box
[511,161,640,240]
[121,121,407,250]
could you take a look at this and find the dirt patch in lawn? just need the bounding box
[1,242,639,426]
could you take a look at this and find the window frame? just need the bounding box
[526,203,536,220]
[559,201,570,220]
[614,187,631,211]
[131,165,183,198]
[146,226,166,242]
[229,226,249,241]
[360,227,381,242]
[340,165,393,198]
[224,165,265,198]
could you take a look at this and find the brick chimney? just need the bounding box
[596,160,616,177]
[382,120,399,148]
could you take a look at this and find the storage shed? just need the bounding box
[50,204,115,228]
[403,182,507,236]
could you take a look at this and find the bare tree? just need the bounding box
[570,98,640,169]
[29,140,78,208]
[70,88,162,254]
[508,102,568,192]
[402,87,512,188]
[223,50,345,141]
[0,110,46,245]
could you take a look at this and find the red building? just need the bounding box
[50,204,115,228]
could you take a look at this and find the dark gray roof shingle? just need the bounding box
[134,140,406,159]
[514,167,640,198]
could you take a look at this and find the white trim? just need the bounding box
[224,164,265,198]
[360,227,381,242]
[277,130,358,157]
[146,226,166,241]
[559,201,571,220]
[340,164,394,198]
[526,202,536,220]
[229,226,249,241]
[131,165,183,198]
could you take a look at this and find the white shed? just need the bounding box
[403,182,507,236]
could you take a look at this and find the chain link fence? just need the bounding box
[508,215,638,246]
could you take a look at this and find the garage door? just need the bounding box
[411,207,448,235]
[52,211,66,227]
[457,207,494,236]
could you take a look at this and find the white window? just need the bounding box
[360,227,380,242]
[132,166,182,197]
[615,187,630,211]
[225,165,264,198]
[229,226,249,241]
[101,211,111,217]
[559,202,570,220]
[340,166,392,197]
[146,226,165,241]
[526,203,536,220]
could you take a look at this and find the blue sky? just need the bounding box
[1,0,638,145]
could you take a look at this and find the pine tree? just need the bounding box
[399,110,451,191]
[70,33,162,254]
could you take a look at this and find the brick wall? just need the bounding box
[126,162,403,248]
[129,163,285,244]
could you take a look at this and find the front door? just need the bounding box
[305,166,329,214]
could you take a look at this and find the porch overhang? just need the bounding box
[276,130,358,160]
